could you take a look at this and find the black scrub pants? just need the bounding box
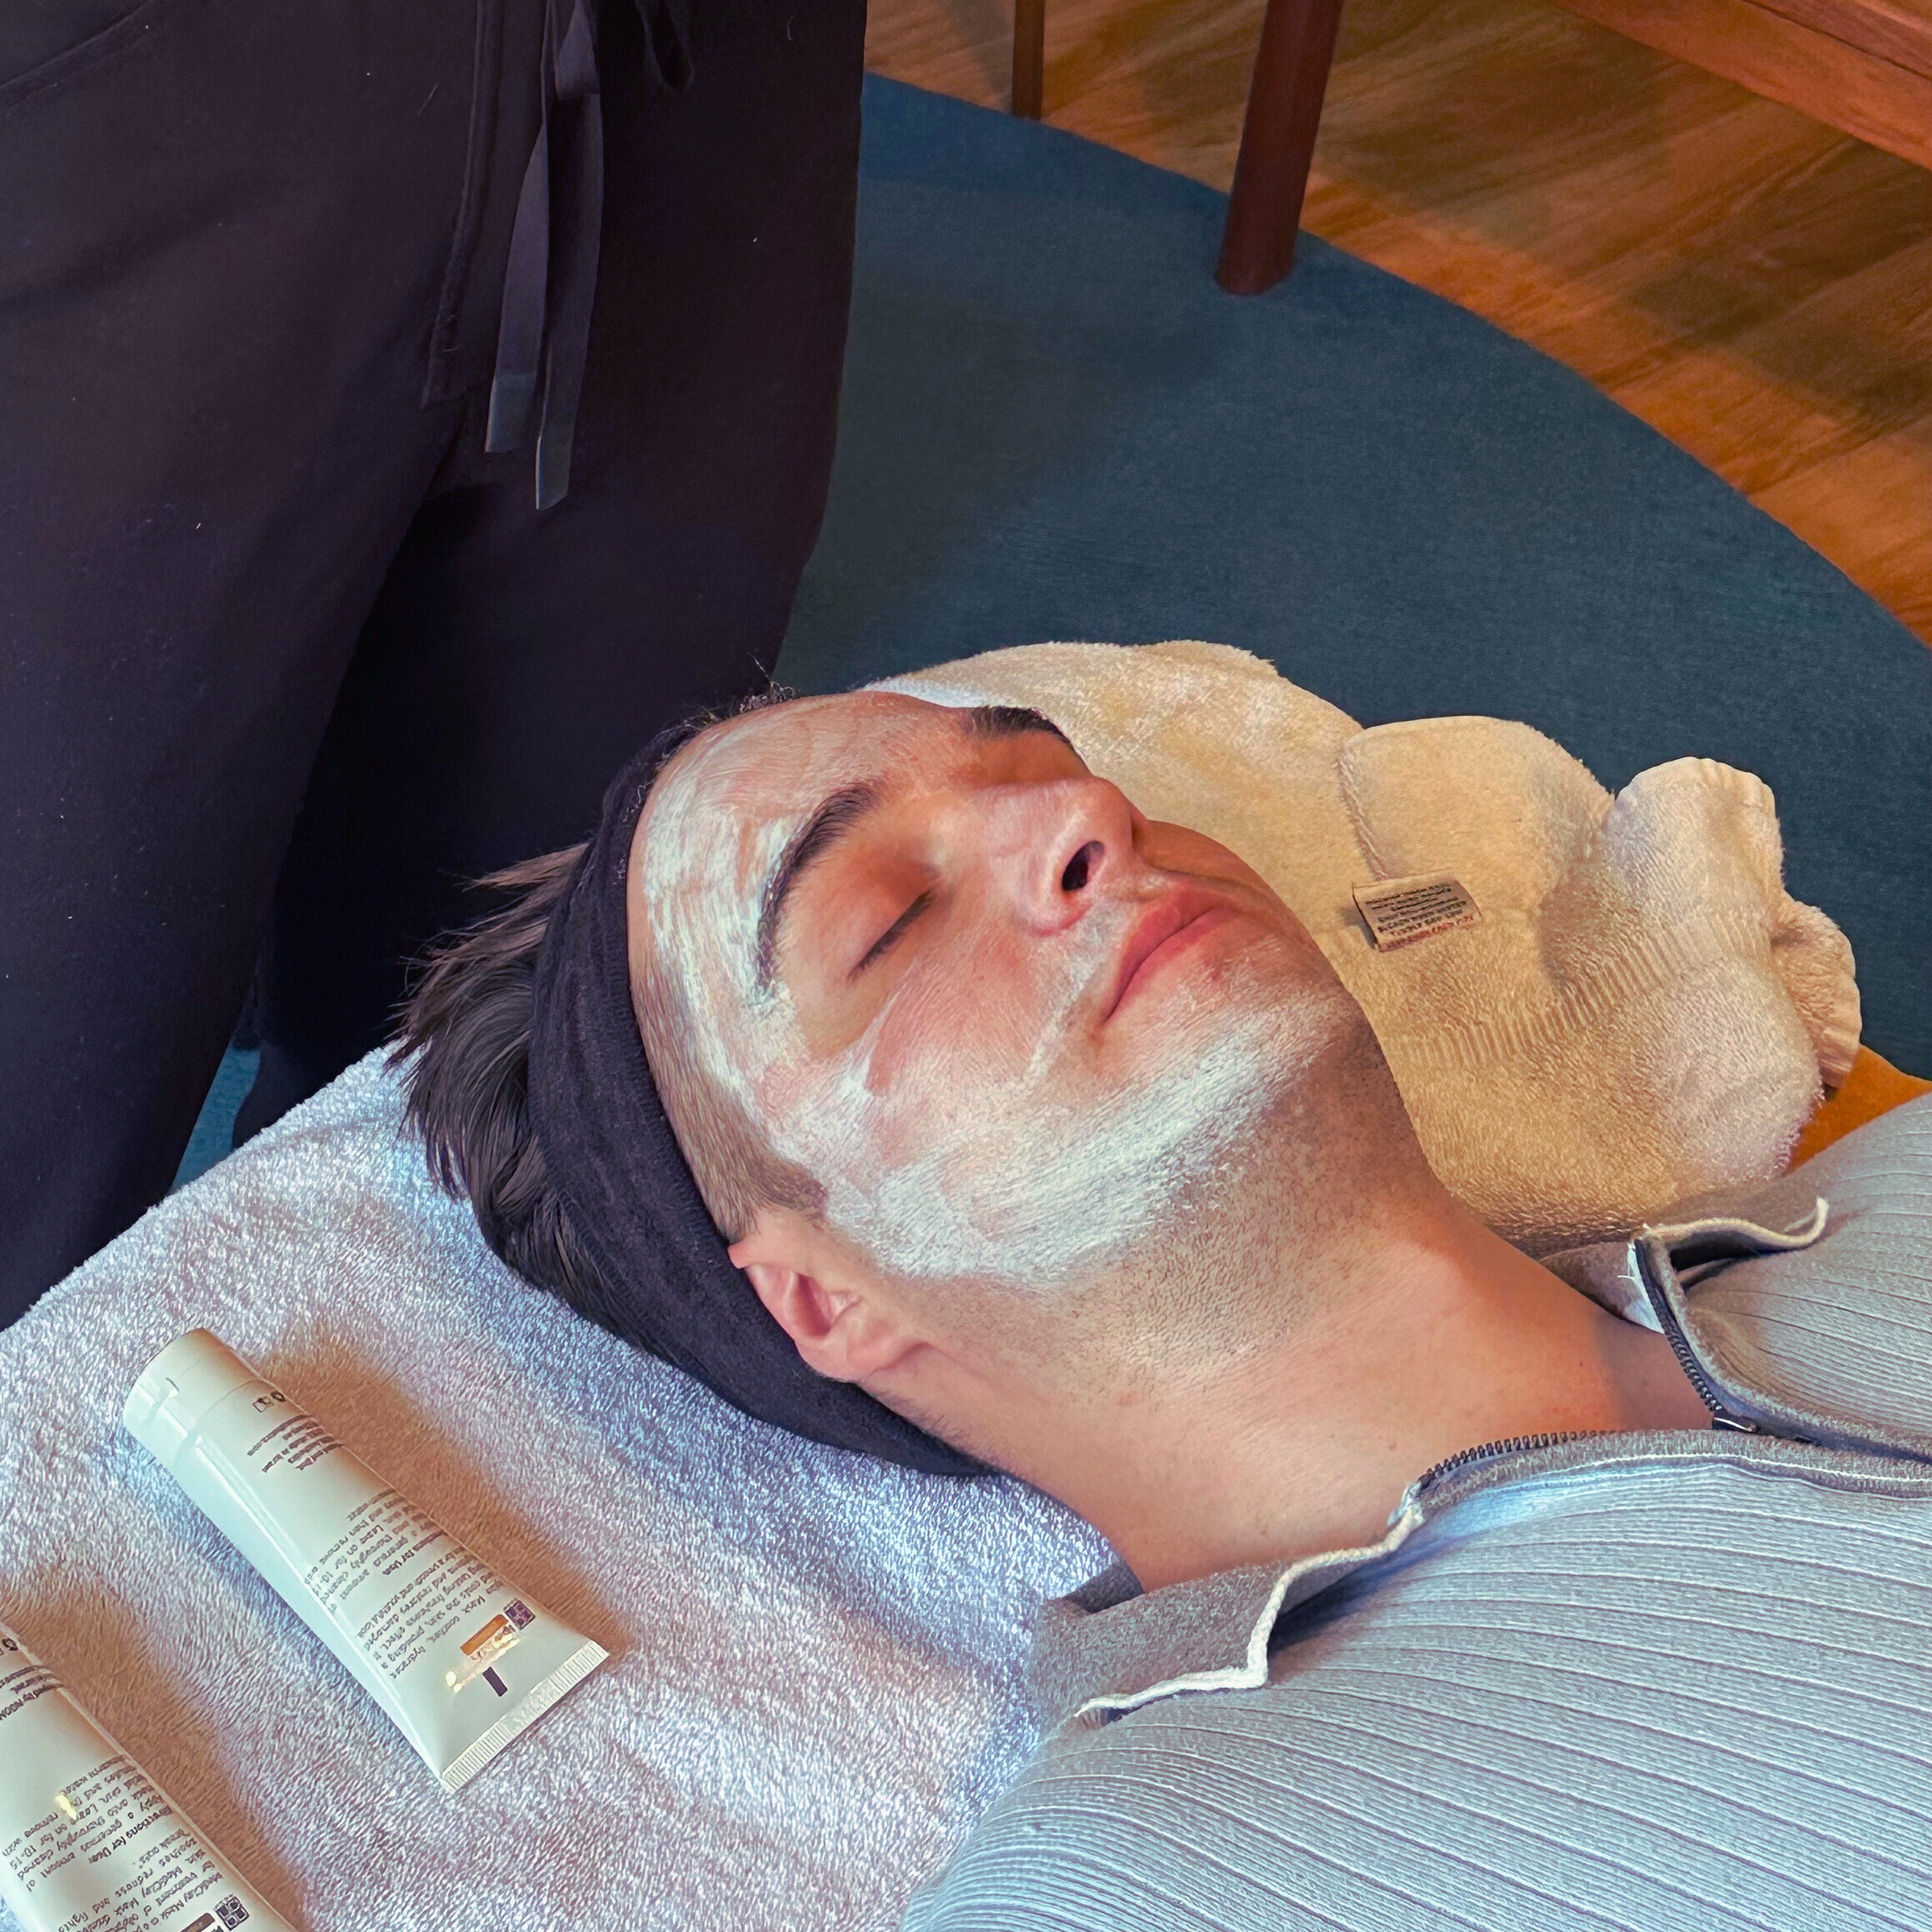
[0,0,868,1323]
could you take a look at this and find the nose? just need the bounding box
[975,774,1139,933]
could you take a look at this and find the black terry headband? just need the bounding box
[525,741,985,1477]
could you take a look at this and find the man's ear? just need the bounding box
[728,1221,920,1385]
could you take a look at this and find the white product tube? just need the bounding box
[123,1331,608,1794]
[0,1617,295,1932]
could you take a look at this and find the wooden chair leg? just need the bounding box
[1013,0,1046,118]
[1216,0,1348,294]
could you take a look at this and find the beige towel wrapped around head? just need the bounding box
[879,641,1859,1253]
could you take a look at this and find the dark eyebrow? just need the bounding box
[754,781,883,993]
[964,703,1074,749]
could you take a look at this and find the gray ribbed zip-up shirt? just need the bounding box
[905,1098,1932,1932]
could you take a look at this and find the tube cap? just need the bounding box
[123,1329,263,1473]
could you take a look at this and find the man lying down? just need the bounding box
[398,687,1932,1930]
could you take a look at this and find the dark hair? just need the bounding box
[392,690,801,1334]
[393,843,616,1314]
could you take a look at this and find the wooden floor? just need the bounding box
[865,0,1932,645]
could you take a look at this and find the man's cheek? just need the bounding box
[864,1002,994,1125]
[869,938,1044,1100]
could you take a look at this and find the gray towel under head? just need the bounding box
[0,1054,1108,1932]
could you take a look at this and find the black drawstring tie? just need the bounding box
[488,0,693,511]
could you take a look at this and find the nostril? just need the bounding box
[1060,840,1102,893]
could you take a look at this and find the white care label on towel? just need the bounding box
[1353,872,1480,949]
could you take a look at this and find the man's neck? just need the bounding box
[1014,1202,1714,1592]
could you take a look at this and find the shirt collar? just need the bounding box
[1030,1200,1831,1734]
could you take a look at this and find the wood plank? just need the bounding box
[1750,0,1932,78]
[1548,0,1932,167]
[1611,224,1932,493]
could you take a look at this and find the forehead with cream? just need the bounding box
[625,692,952,1119]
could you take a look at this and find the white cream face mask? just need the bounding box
[122,1332,608,1794]
[638,694,1352,1292]
[801,969,1329,1288]
[0,1616,296,1932]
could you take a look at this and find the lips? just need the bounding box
[1101,887,1239,1021]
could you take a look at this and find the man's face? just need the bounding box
[628,691,1362,1294]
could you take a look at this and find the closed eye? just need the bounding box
[854,892,933,976]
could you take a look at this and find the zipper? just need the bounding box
[1414,1429,1606,1496]
[1632,1234,1761,1434]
